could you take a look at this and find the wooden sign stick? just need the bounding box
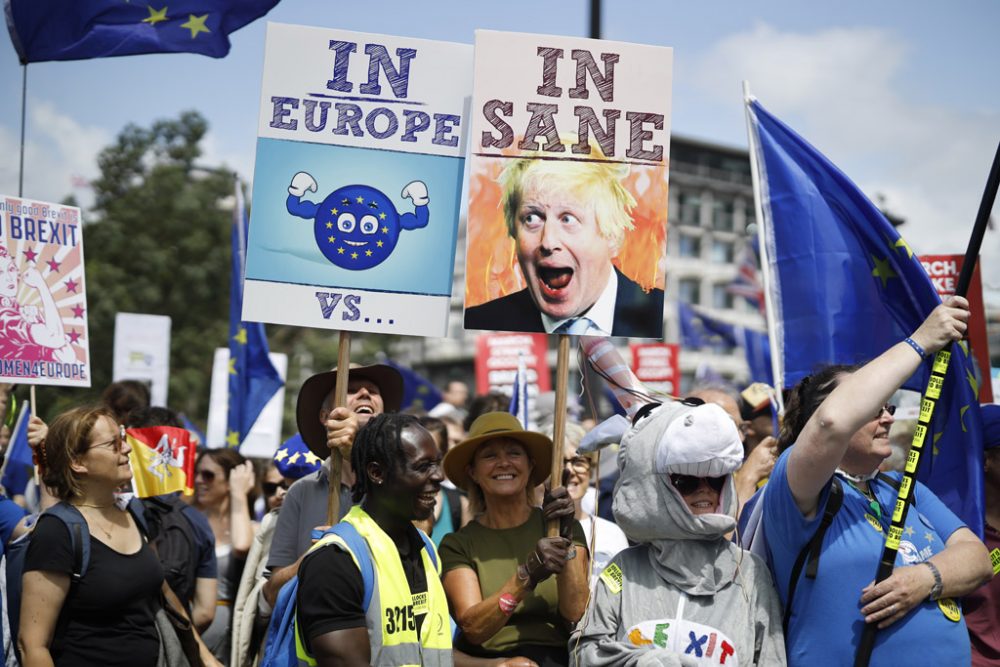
[326,330,351,526]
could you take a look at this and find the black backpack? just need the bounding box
[141,494,200,607]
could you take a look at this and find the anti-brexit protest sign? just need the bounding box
[0,195,90,386]
[244,23,472,338]
[463,31,672,339]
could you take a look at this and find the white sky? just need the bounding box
[1,0,998,302]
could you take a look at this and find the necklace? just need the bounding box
[74,502,114,509]
[74,504,118,540]
[849,480,882,520]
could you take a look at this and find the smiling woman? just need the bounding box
[439,412,590,666]
[20,406,164,667]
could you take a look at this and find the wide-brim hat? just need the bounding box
[443,411,553,492]
[296,363,404,458]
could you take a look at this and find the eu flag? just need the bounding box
[748,98,984,534]
[227,181,282,449]
[383,360,443,413]
[1,400,33,496]
[6,0,280,63]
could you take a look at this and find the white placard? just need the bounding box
[112,313,171,406]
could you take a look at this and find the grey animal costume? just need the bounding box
[570,402,786,667]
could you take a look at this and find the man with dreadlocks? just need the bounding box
[295,413,453,666]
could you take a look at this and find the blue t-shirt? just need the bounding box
[178,500,218,579]
[0,495,27,555]
[763,448,970,666]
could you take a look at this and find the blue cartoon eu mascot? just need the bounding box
[285,171,429,270]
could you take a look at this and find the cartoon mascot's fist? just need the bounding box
[400,181,429,207]
[288,171,318,197]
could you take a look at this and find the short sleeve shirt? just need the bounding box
[763,447,970,666]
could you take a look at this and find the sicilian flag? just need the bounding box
[747,96,984,534]
[126,426,196,497]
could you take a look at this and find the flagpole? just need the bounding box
[547,334,571,537]
[327,330,351,527]
[854,139,1000,667]
[741,81,785,414]
[18,65,27,197]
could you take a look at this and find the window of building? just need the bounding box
[712,283,734,310]
[678,234,701,258]
[711,239,735,264]
[679,278,701,305]
[712,199,735,231]
[677,192,701,226]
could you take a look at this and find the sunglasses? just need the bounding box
[89,425,127,453]
[262,480,291,496]
[195,469,217,483]
[669,474,726,496]
[876,404,896,420]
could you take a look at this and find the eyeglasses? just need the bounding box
[89,425,126,453]
[876,404,896,420]
[262,480,291,496]
[669,474,726,496]
[563,456,592,473]
[195,469,217,483]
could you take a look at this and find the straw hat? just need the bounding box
[295,363,403,459]
[443,411,553,492]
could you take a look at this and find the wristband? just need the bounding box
[923,560,943,601]
[904,337,927,358]
[498,593,518,615]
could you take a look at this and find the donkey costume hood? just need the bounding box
[613,401,745,595]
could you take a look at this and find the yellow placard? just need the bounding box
[932,351,951,373]
[990,548,1000,575]
[926,374,943,399]
[600,563,624,595]
[886,525,902,550]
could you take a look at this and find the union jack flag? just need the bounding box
[727,237,765,314]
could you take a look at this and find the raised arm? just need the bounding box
[787,296,969,516]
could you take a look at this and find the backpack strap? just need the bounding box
[783,477,843,631]
[326,522,375,612]
[45,503,90,583]
[125,497,151,539]
[443,487,463,533]
[416,529,438,571]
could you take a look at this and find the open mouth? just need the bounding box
[344,240,368,247]
[537,267,573,297]
[355,406,374,415]
[493,473,516,481]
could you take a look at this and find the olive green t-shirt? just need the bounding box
[439,507,587,655]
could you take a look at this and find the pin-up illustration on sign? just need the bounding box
[0,195,90,386]
[244,23,473,338]
[463,31,672,338]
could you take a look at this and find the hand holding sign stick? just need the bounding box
[854,140,1000,667]
[327,330,351,527]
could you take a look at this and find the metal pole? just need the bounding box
[589,0,601,39]
[19,65,27,197]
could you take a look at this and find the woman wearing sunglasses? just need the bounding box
[193,448,258,665]
[19,406,164,667]
[762,296,992,667]
[573,399,786,666]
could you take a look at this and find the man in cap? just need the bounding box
[262,363,403,607]
[965,404,1000,667]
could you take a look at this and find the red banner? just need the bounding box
[920,254,992,403]
[475,333,551,396]
[630,343,680,396]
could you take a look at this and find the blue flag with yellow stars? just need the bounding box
[384,360,442,413]
[6,0,280,63]
[228,180,283,449]
[748,97,984,535]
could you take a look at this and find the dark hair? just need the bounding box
[418,416,448,452]
[101,381,151,422]
[124,406,183,429]
[778,363,860,453]
[351,413,421,503]
[464,392,510,432]
[195,448,257,515]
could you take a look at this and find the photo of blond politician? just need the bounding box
[464,153,665,338]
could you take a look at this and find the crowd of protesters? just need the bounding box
[0,298,997,666]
